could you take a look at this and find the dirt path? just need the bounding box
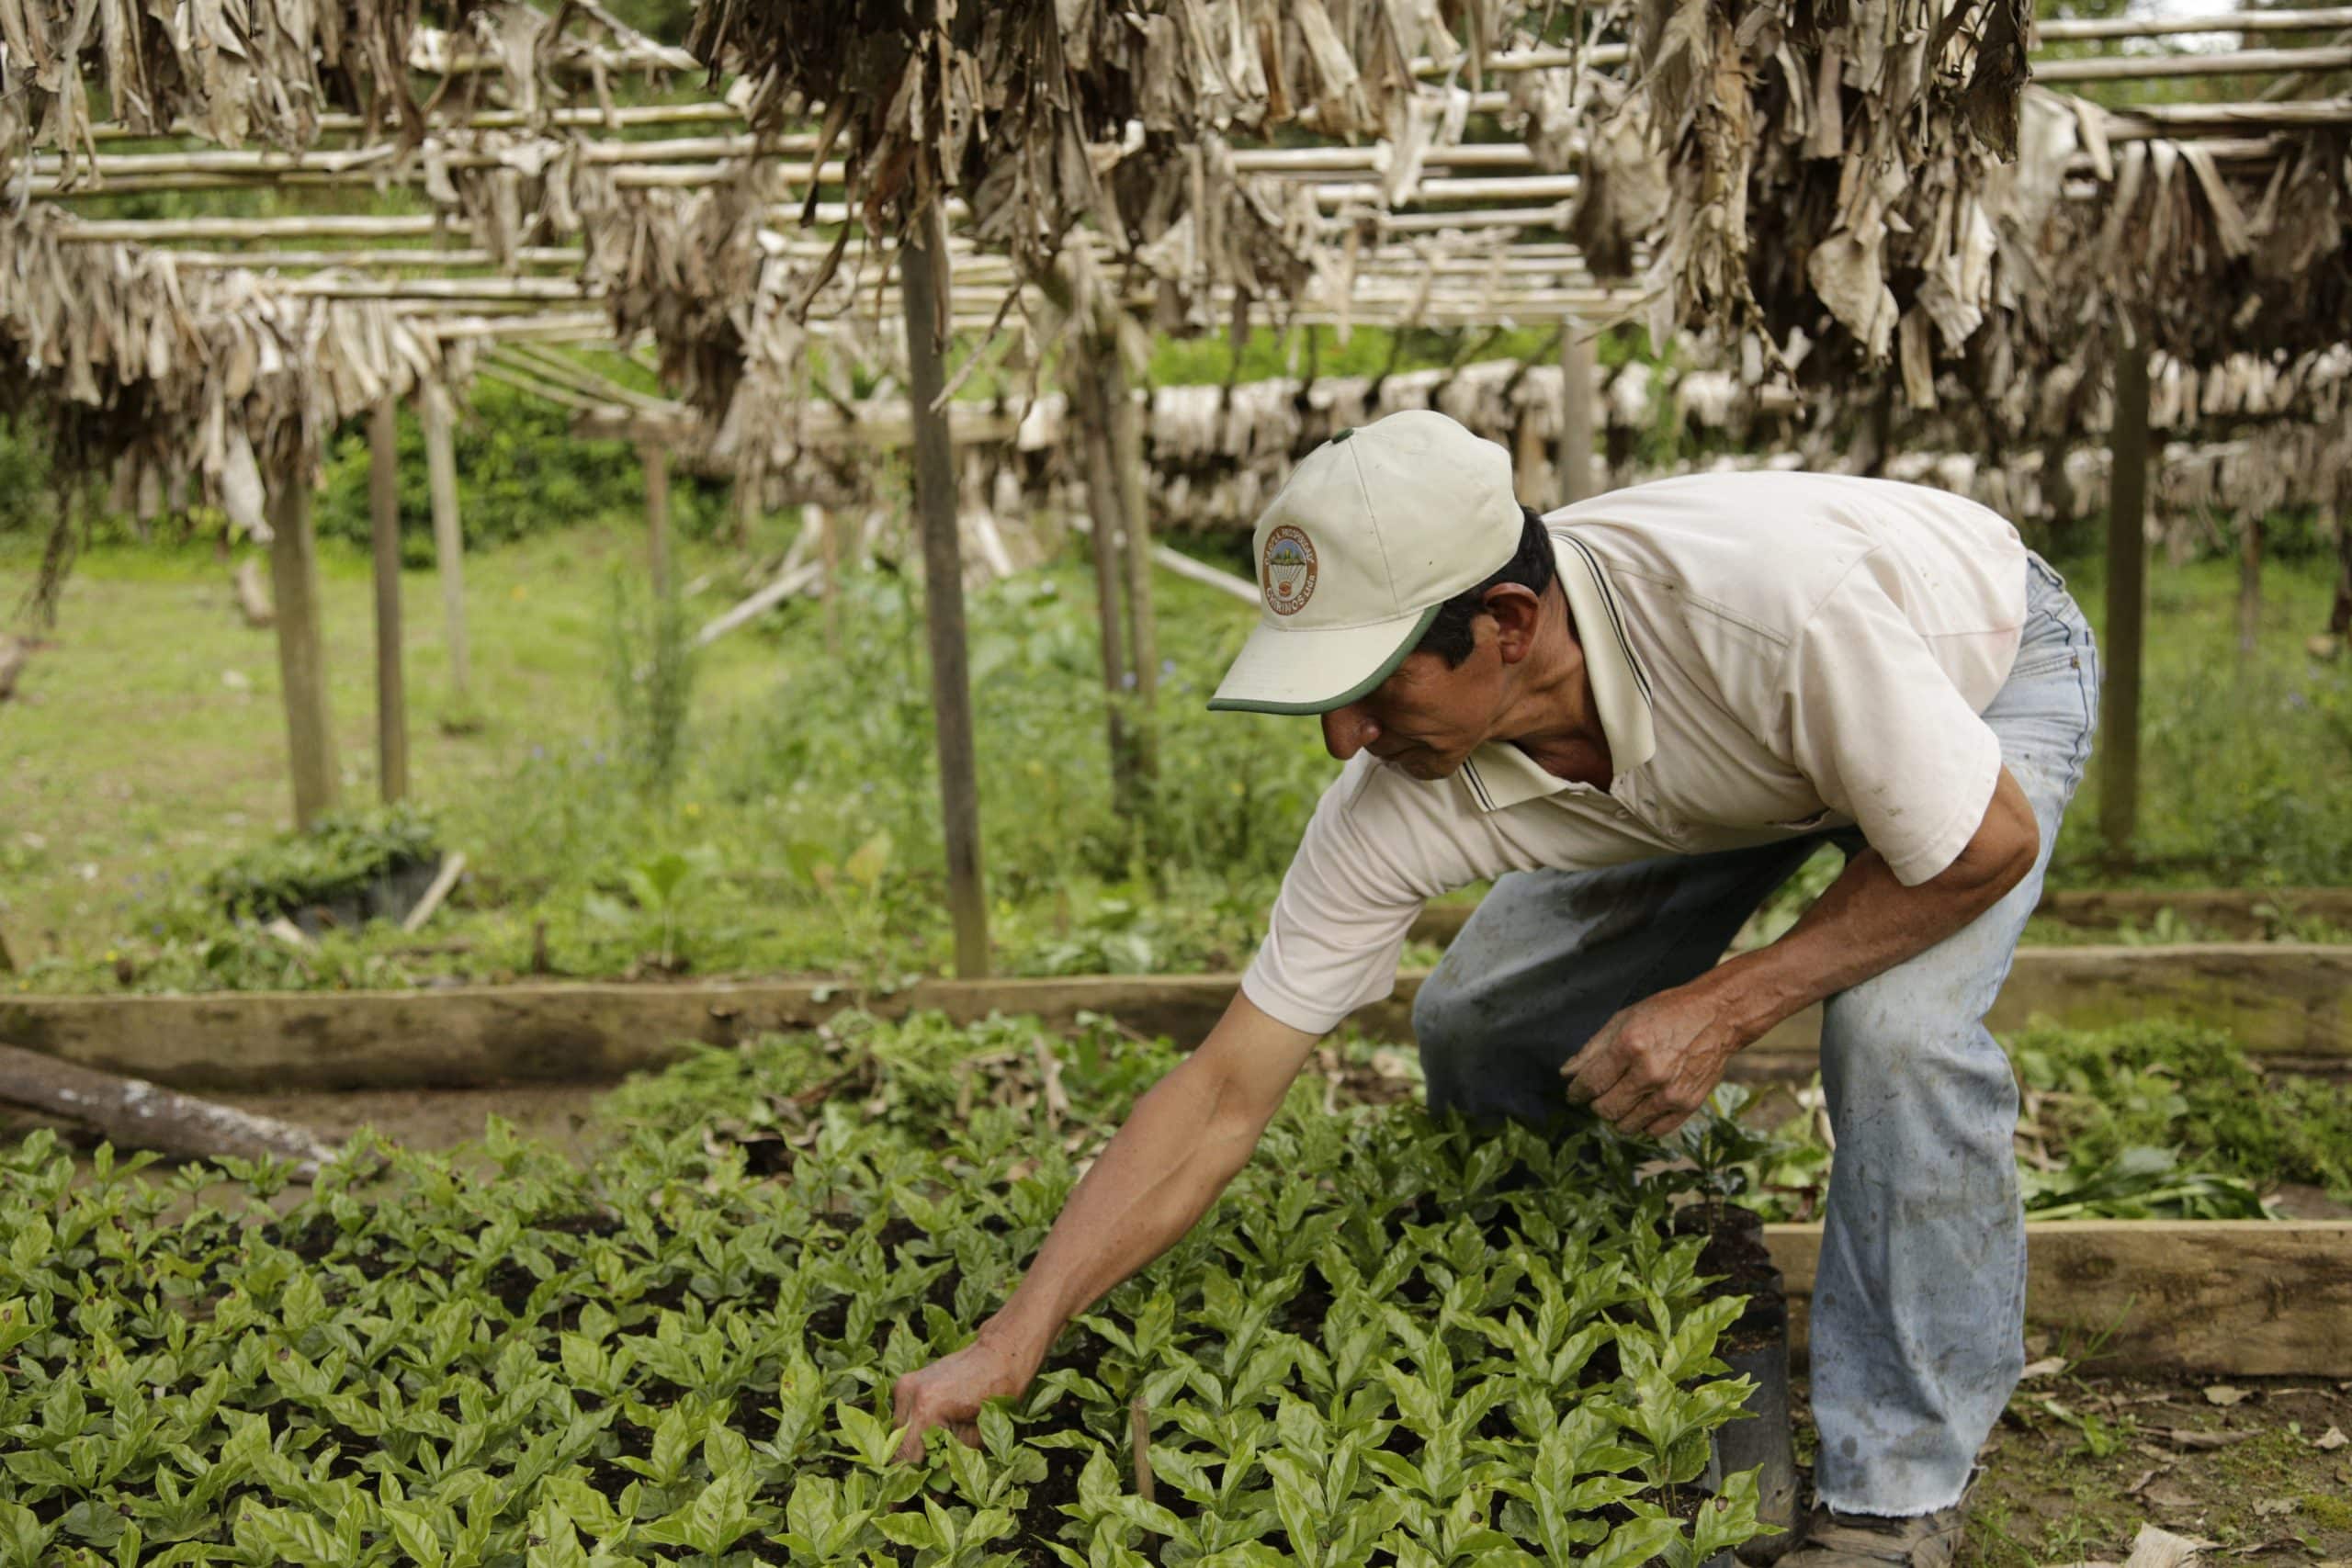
[1792,1372,2352,1566]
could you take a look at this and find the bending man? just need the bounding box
[891,410,2099,1567]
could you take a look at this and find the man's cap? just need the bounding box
[1209,409,1524,715]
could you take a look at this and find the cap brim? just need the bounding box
[1206,603,1442,715]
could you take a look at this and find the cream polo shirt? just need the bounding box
[1241,471,2031,1036]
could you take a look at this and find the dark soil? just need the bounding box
[1676,1204,1788,1356]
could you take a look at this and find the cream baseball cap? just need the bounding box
[1208,409,1525,715]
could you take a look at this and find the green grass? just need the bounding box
[0,521,793,964]
[2053,551,2352,887]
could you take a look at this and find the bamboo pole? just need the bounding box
[2329,505,2351,643]
[642,440,672,599]
[1558,321,1598,504]
[267,478,339,829]
[815,505,842,654]
[1077,340,1140,817]
[1105,335,1160,786]
[89,99,749,141]
[2239,513,2264,659]
[368,400,410,805]
[2037,6,2352,39]
[2035,43,2352,82]
[900,202,991,978]
[421,382,472,713]
[2101,340,2151,864]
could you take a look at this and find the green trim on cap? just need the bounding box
[1205,603,1444,716]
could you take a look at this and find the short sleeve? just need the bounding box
[1778,560,2004,886]
[1242,759,1448,1035]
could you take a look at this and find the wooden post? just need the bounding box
[2100,339,2150,863]
[734,476,758,552]
[267,476,339,829]
[1077,339,1138,813]
[2237,513,2263,659]
[369,400,410,804]
[1105,333,1159,784]
[2328,504,2351,640]
[1558,320,1597,504]
[899,203,991,977]
[641,439,672,598]
[814,503,842,654]
[421,381,472,711]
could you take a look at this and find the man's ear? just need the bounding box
[1482,584,1544,664]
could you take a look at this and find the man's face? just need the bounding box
[1317,627,1505,780]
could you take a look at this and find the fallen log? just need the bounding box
[0,1042,335,1173]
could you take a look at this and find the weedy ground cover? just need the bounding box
[1736,1021,2352,1223]
[0,1011,1770,1567]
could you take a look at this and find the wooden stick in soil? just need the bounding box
[1131,1397,1156,1506]
[1106,332,1159,785]
[267,477,339,829]
[0,1043,335,1175]
[369,400,410,805]
[421,382,473,714]
[899,199,991,978]
[2101,338,2151,863]
[400,852,469,933]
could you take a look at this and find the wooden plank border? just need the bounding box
[1408,886,2352,947]
[2,945,2347,1093]
[1765,1221,2352,1378]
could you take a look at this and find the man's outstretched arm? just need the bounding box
[889,989,1319,1461]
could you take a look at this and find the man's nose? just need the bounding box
[1321,705,1379,761]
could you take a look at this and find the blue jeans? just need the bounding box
[1411,555,2098,1516]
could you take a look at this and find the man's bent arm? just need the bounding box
[1566,766,2041,1135]
[1708,762,2041,1041]
[889,991,1321,1461]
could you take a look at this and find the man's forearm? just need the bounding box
[1710,771,2041,1043]
[978,1055,1265,1375]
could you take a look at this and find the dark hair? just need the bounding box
[1414,508,1557,669]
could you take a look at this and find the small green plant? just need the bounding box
[199,803,440,922]
[788,831,898,990]
[604,567,700,799]
[582,845,720,972]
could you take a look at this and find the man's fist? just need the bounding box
[1560,976,1748,1139]
[888,1332,1035,1463]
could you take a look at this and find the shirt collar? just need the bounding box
[1458,525,1658,814]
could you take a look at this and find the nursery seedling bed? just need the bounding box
[1766,1221,2352,1379]
[5,945,2347,1093]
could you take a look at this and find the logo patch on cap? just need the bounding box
[1261,525,1318,616]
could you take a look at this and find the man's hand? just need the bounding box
[888,1329,1037,1463]
[1561,976,1751,1139]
